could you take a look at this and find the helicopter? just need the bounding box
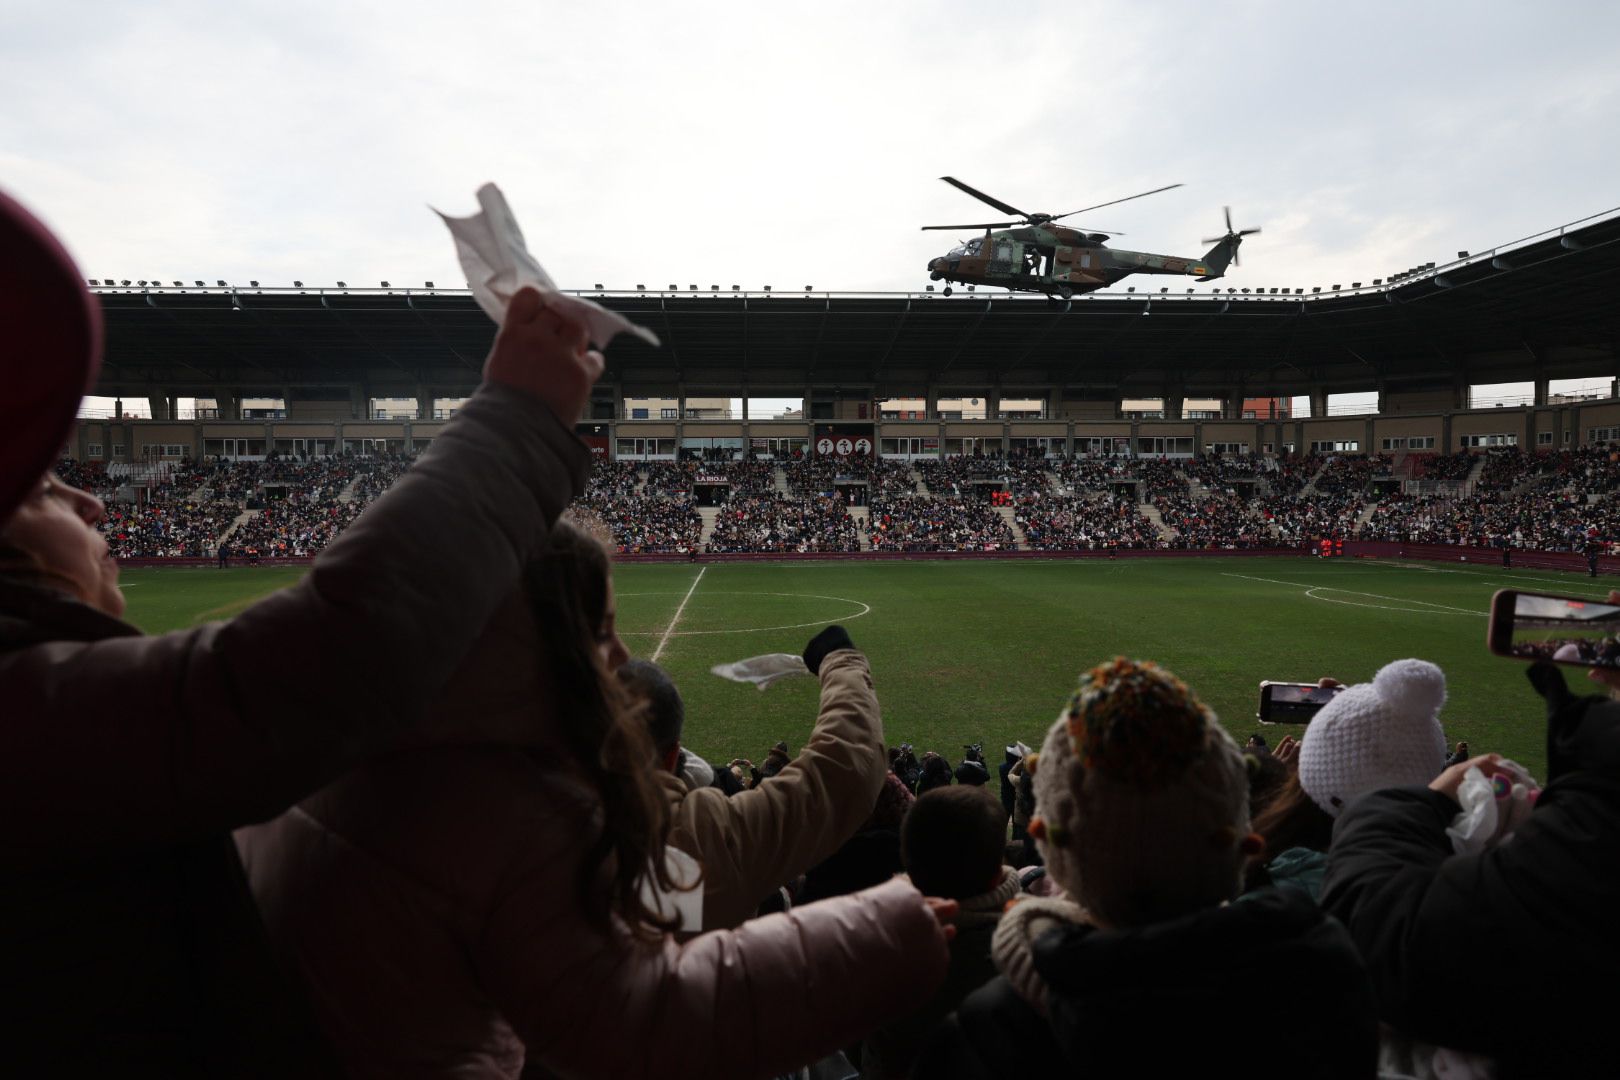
[923,176,1259,300]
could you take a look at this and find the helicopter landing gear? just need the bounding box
[942,286,953,296]
[1055,284,1073,300]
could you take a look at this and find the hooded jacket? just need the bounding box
[916,887,1377,1079]
[658,647,888,931]
[1319,663,1620,1077]
[0,385,591,1074]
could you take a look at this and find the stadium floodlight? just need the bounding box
[217,279,227,287]
[102,279,114,286]
[1372,279,1381,286]
[250,280,260,287]
[86,278,96,286]
[337,281,347,288]
[689,284,697,291]
[595,283,603,290]
[1351,282,1361,289]
[966,284,975,291]
[1312,287,1321,293]
[668,284,677,291]
[120,280,130,286]
[138,280,147,287]
[424,281,434,288]
[805,285,813,292]
[1126,286,1135,293]
[195,280,204,287]
[380,281,390,288]
[1160,287,1168,293]
[294,280,304,287]
[763,285,771,292]
[732,285,739,291]
[172,281,182,287]
[711,284,719,291]
[926,285,935,292]
[636,284,645,291]
[1458,250,1469,259]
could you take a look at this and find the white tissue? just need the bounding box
[710,653,811,691]
[436,182,660,349]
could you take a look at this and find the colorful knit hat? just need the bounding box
[1297,659,1449,817]
[1029,657,1250,927]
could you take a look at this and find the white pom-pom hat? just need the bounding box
[1297,659,1450,817]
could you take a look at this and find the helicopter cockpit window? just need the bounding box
[948,237,984,257]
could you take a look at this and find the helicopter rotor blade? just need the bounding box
[920,222,1020,231]
[938,177,1027,219]
[1046,183,1184,223]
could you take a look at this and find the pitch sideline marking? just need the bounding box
[651,567,707,662]
[1221,572,1487,617]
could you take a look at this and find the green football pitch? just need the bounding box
[118,556,1616,778]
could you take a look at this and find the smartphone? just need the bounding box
[1257,681,1344,724]
[1488,589,1620,668]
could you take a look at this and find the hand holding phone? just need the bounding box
[1488,590,1620,668]
[1257,681,1345,724]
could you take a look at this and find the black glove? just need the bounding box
[803,625,855,675]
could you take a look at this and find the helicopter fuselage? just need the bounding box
[926,224,1221,299]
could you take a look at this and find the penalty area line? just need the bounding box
[651,566,707,662]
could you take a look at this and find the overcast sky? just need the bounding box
[7,1,1618,294]
[7,2,1618,414]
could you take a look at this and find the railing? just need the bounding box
[83,203,1620,309]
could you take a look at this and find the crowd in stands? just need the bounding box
[1151,491,1275,549]
[1017,493,1161,550]
[706,493,860,554]
[60,444,1620,561]
[867,496,1015,552]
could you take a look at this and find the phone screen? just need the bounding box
[1500,592,1620,667]
[1259,682,1344,724]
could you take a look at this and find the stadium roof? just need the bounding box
[90,208,1620,401]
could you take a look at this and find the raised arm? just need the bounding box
[680,642,888,930]
[0,291,601,859]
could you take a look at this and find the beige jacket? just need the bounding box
[663,648,888,930]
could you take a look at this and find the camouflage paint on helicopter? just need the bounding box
[922,177,1260,300]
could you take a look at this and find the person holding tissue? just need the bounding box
[0,187,600,1074]
[622,628,891,931]
[1321,663,1620,1075]
[237,527,950,1080]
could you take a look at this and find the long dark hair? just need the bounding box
[525,517,676,939]
[1251,771,1335,857]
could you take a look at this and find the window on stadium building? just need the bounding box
[1309,440,1360,452]
[1537,431,1554,446]
[1075,436,1131,457]
[87,443,103,458]
[1588,427,1619,444]
[1205,442,1249,455]
[615,437,676,459]
[1137,436,1193,456]
[1461,433,1518,448]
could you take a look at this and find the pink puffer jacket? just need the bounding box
[237,695,949,1079]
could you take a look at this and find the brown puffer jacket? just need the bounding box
[0,385,591,1075]
[237,688,950,1079]
[661,647,888,931]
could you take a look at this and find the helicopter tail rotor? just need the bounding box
[1197,206,1261,276]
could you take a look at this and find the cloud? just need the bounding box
[4,1,1617,297]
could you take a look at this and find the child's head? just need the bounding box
[1029,657,1249,928]
[902,785,1009,900]
[1297,659,1448,817]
